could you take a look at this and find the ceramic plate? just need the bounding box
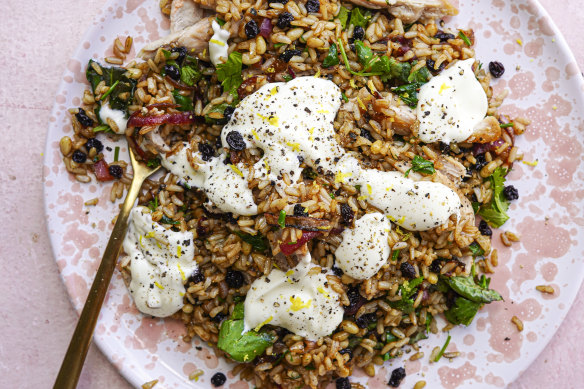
[43,0,584,387]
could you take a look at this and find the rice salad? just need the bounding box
[59,0,531,387]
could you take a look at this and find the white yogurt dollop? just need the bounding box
[335,213,391,280]
[123,206,197,317]
[99,100,127,134]
[416,59,488,144]
[244,253,344,340]
[161,142,258,216]
[218,77,461,230]
[209,20,230,66]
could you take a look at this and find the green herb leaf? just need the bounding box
[217,319,275,362]
[171,90,194,111]
[446,276,503,303]
[322,43,340,68]
[478,167,510,228]
[147,158,161,168]
[160,215,179,225]
[161,49,172,59]
[114,146,120,162]
[204,103,232,124]
[278,210,286,229]
[282,74,293,82]
[409,330,428,344]
[471,201,480,214]
[180,64,202,86]
[434,334,451,362]
[388,276,423,314]
[458,30,472,46]
[500,122,514,128]
[92,125,112,133]
[355,41,374,67]
[148,197,158,211]
[216,52,244,98]
[341,92,349,103]
[234,231,269,252]
[412,155,435,174]
[444,297,481,326]
[337,6,350,29]
[215,17,226,26]
[468,242,485,257]
[392,82,424,108]
[349,7,371,28]
[232,302,245,320]
[407,66,431,83]
[86,60,136,115]
[391,249,400,261]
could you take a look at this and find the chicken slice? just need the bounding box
[139,18,213,59]
[170,0,206,33]
[346,0,457,23]
[466,116,502,144]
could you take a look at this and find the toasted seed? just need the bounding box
[414,381,427,389]
[536,285,555,294]
[60,136,72,156]
[511,315,524,332]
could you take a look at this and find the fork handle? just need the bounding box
[53,175,145,389]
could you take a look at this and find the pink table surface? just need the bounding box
[1,0,582,388]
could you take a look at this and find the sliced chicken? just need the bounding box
[437,155,466,186]
[139,18,213,59]
[346,0,458,24]
[466,116,502,144]
[171,0,206,33]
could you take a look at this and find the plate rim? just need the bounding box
[42,0,584,387]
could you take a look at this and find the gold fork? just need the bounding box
[53,146,160,389]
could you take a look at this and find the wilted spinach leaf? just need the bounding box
[86,59,136,114]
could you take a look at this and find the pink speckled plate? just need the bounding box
[43,0,584,387]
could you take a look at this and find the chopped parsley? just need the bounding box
[113,146,120,162]
[233,231,269,252]
[336,6,350,29]
[278,210,286,228]
[458,30,472,46]
[216,52,244,98]
[434,334,451,362]
[348,7,371,28]
[404,155,435,177]
[388,276,423,314]
[171,90,194,111]
[322,43,340,68]
[500,123,514,128]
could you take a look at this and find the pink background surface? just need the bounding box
[0,0,582,388]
